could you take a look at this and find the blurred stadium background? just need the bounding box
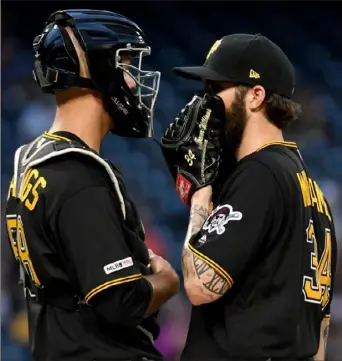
[1,1,341,360]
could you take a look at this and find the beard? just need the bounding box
[216,87,249,185]
[224,87,248,155]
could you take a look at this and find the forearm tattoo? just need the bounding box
[193,256,229,295]
[185,204,209,241]
[182,204,209,282]
[182,203,230,297]
[181,248,192,280]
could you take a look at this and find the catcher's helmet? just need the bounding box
[33,9,161,138]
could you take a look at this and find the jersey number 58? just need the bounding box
[6,214,41,287]
[303,219,332,310]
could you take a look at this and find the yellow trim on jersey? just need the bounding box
[43,132,71,142]
[188,243,233,287]
[85,273,142,304]
[323,314,331,320]
[257,141,297,152]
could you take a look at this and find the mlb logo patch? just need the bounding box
[103,257,133,275]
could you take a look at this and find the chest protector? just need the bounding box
[9,135,158,340]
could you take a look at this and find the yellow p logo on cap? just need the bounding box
[206,39,222,60]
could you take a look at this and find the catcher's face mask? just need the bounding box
[115,46,160,133]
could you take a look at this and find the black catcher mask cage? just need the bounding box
[33,9,161,138]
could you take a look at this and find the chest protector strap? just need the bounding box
[14,136,126,219]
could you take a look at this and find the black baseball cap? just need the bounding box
[174,33,295,98]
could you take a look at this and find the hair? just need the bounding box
[263,92,302,129]
[236,85,302,130]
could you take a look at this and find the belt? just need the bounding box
[25,284,86,312]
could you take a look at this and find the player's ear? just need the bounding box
[64,27,90,79]
[246,85,266,112]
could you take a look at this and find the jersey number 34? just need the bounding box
[303,219,332,310]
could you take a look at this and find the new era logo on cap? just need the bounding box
[249,69,260,79]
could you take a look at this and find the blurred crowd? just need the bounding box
[1,2,341,360]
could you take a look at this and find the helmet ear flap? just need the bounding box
[32,59,55,93]
[33,30,95,93]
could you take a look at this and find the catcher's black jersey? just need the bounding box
[5,131,161,361]
[182,142,337,361]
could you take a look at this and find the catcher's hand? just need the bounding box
[160,93,226,205]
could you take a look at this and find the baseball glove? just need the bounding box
[160,93,226,205]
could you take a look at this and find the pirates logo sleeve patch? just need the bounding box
[203,204,243,235]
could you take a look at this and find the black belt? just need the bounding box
[26,285,86,311]
[44,294,86,311]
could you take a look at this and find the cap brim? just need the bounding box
[173,66,232,82]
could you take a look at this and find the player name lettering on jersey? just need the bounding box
[103,257,134,275]
[296,170,331,221]
[7,169,47,212]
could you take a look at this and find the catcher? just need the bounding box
[160,33,337,361]
[5,10,179,361]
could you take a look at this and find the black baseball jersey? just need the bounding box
[5,131,162,361]
[182,142,337,361]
